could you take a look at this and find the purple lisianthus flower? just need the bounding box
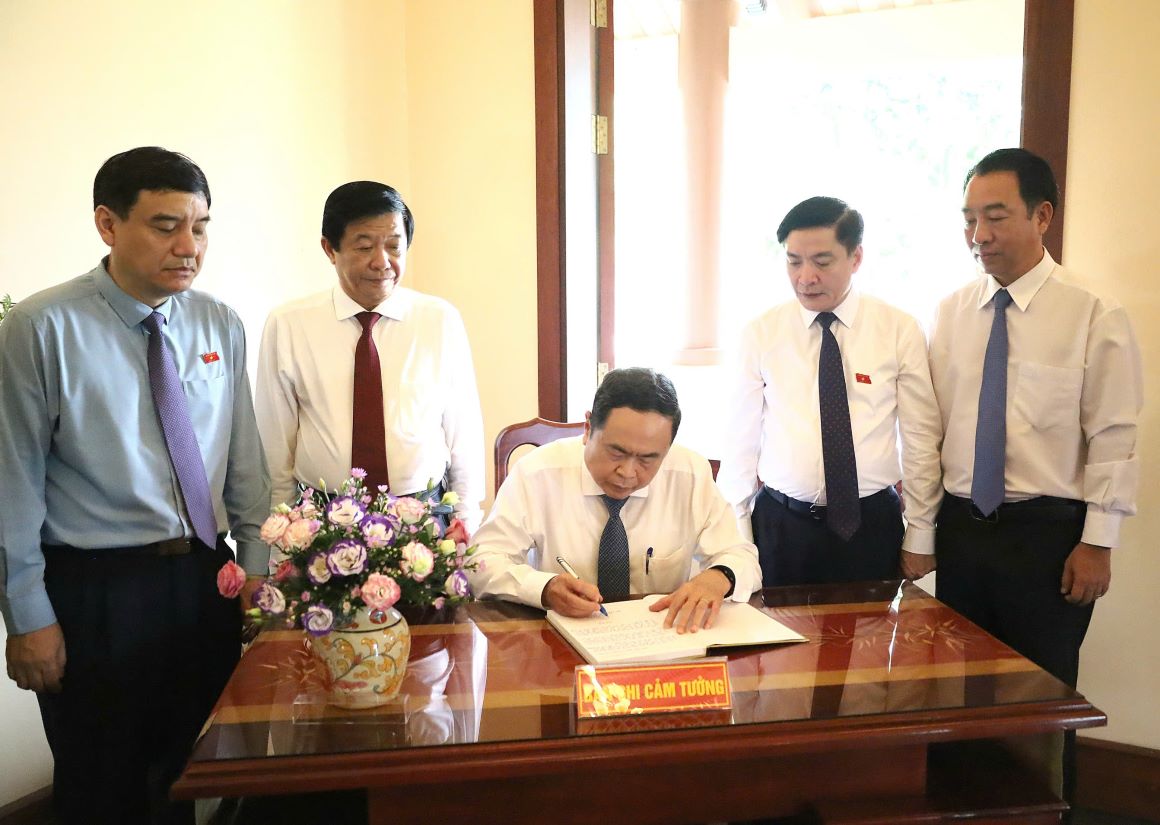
[327,495,367,528]
[444,570,470,599]
[252,581,287,615]
[360,513,397,548]
[302,604,335,636]
[306,551,332,584]
[326,540,368,577]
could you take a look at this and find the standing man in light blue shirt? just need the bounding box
[0,147,270,825]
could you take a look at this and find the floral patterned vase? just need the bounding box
[309,606,411,709]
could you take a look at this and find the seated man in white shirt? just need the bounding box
[255,182,485,530]
[469,368,761,633]
[717,197,943,587]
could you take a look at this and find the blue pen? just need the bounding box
[646,546,654,574]
[555,556,608,616]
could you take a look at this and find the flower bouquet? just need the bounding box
[217,469,478,708]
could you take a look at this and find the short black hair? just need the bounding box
[776,196,864,254]
[964,148,1059,216]
[590,368,681,442]
[322,181,415,250]
[93,147,211,219]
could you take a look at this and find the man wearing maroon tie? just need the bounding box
[255,182,485,532]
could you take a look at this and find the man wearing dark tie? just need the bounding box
[718,196,943,587]
[469,368,761,632]
[929,148,1142,800]
[254,182,484,531]
[0,147,270,824]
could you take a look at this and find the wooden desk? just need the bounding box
[174,582,1104,823]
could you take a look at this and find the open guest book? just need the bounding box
[547,594,807,665]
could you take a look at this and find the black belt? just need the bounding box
[43,537,206,558]
[941,493,1085,525]
[762,485,896,521]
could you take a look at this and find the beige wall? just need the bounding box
[402,0,538,495]
[0,0,537,808]
[1067,0,1160,750]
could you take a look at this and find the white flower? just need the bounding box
[400,541,435,581]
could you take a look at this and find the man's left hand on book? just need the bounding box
[650,569,731,635]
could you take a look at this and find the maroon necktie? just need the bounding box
[352,311,389,492]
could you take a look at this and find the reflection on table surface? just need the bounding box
[190,580,1074,764]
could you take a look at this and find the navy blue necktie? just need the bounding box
[971,289,1013,516]
[817,312,861,541]
[597,495,630,601]
[143,312,218,547]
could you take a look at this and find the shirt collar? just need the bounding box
[332,285,411,322]
[976,247,1056,312]
[94,258,176,329]
[796,288,861,330]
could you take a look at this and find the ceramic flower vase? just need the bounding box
[309,606,411,709]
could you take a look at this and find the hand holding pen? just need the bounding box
[542,556,609,617]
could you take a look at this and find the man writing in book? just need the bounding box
[469,368,761,633]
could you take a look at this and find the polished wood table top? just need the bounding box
[175,580,1104,814]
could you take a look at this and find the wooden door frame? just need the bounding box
[532,0,1072,419]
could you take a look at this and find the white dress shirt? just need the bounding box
[929,250,1142,548]
[468,437,762,609]
[255,285,485,531]
[717,291,944,554]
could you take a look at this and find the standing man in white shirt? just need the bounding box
[469,368,761,633]
[255,182,485,531]
[930,148,1142,801]
[718,196,943,587]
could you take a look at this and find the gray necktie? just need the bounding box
[817,312,861,541]
[143,311,219,547]
[597,495,630,601]
[971,289,1013,517]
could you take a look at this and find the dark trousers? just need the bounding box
[36,538,241,825]
[935,494,1091,803]
[752,486,904,586]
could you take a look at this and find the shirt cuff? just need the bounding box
[237,539,274,576]
[901,525,935,555]
[1081,508,1122,549]
[518,569,560,611]
[1,589,58,636]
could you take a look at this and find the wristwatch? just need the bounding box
[709,565,736,598]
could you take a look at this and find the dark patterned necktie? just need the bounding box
[597,495,630,601]
[143,311,218,547]
[971,289,1013,516]
[352,311,390,492]
[817,312,861,541]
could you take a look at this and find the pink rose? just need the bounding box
[393,497,427,525]
[400,541,435,581]
[445,518,470,546]
[282,518,321,550]
[260,513,291,547]
[273,559,297,582]
[361,573,401,611]
[216,561,247,598]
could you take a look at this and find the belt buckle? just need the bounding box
[808,503,825,521]
[969,504,1000,524]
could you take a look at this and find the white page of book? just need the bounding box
[547,594,806,665]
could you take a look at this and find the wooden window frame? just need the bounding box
[533,0,1072,419]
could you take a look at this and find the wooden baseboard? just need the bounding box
[0,785,53,825]
[1076,736,1160,822]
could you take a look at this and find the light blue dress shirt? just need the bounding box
[0,262,270,634]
